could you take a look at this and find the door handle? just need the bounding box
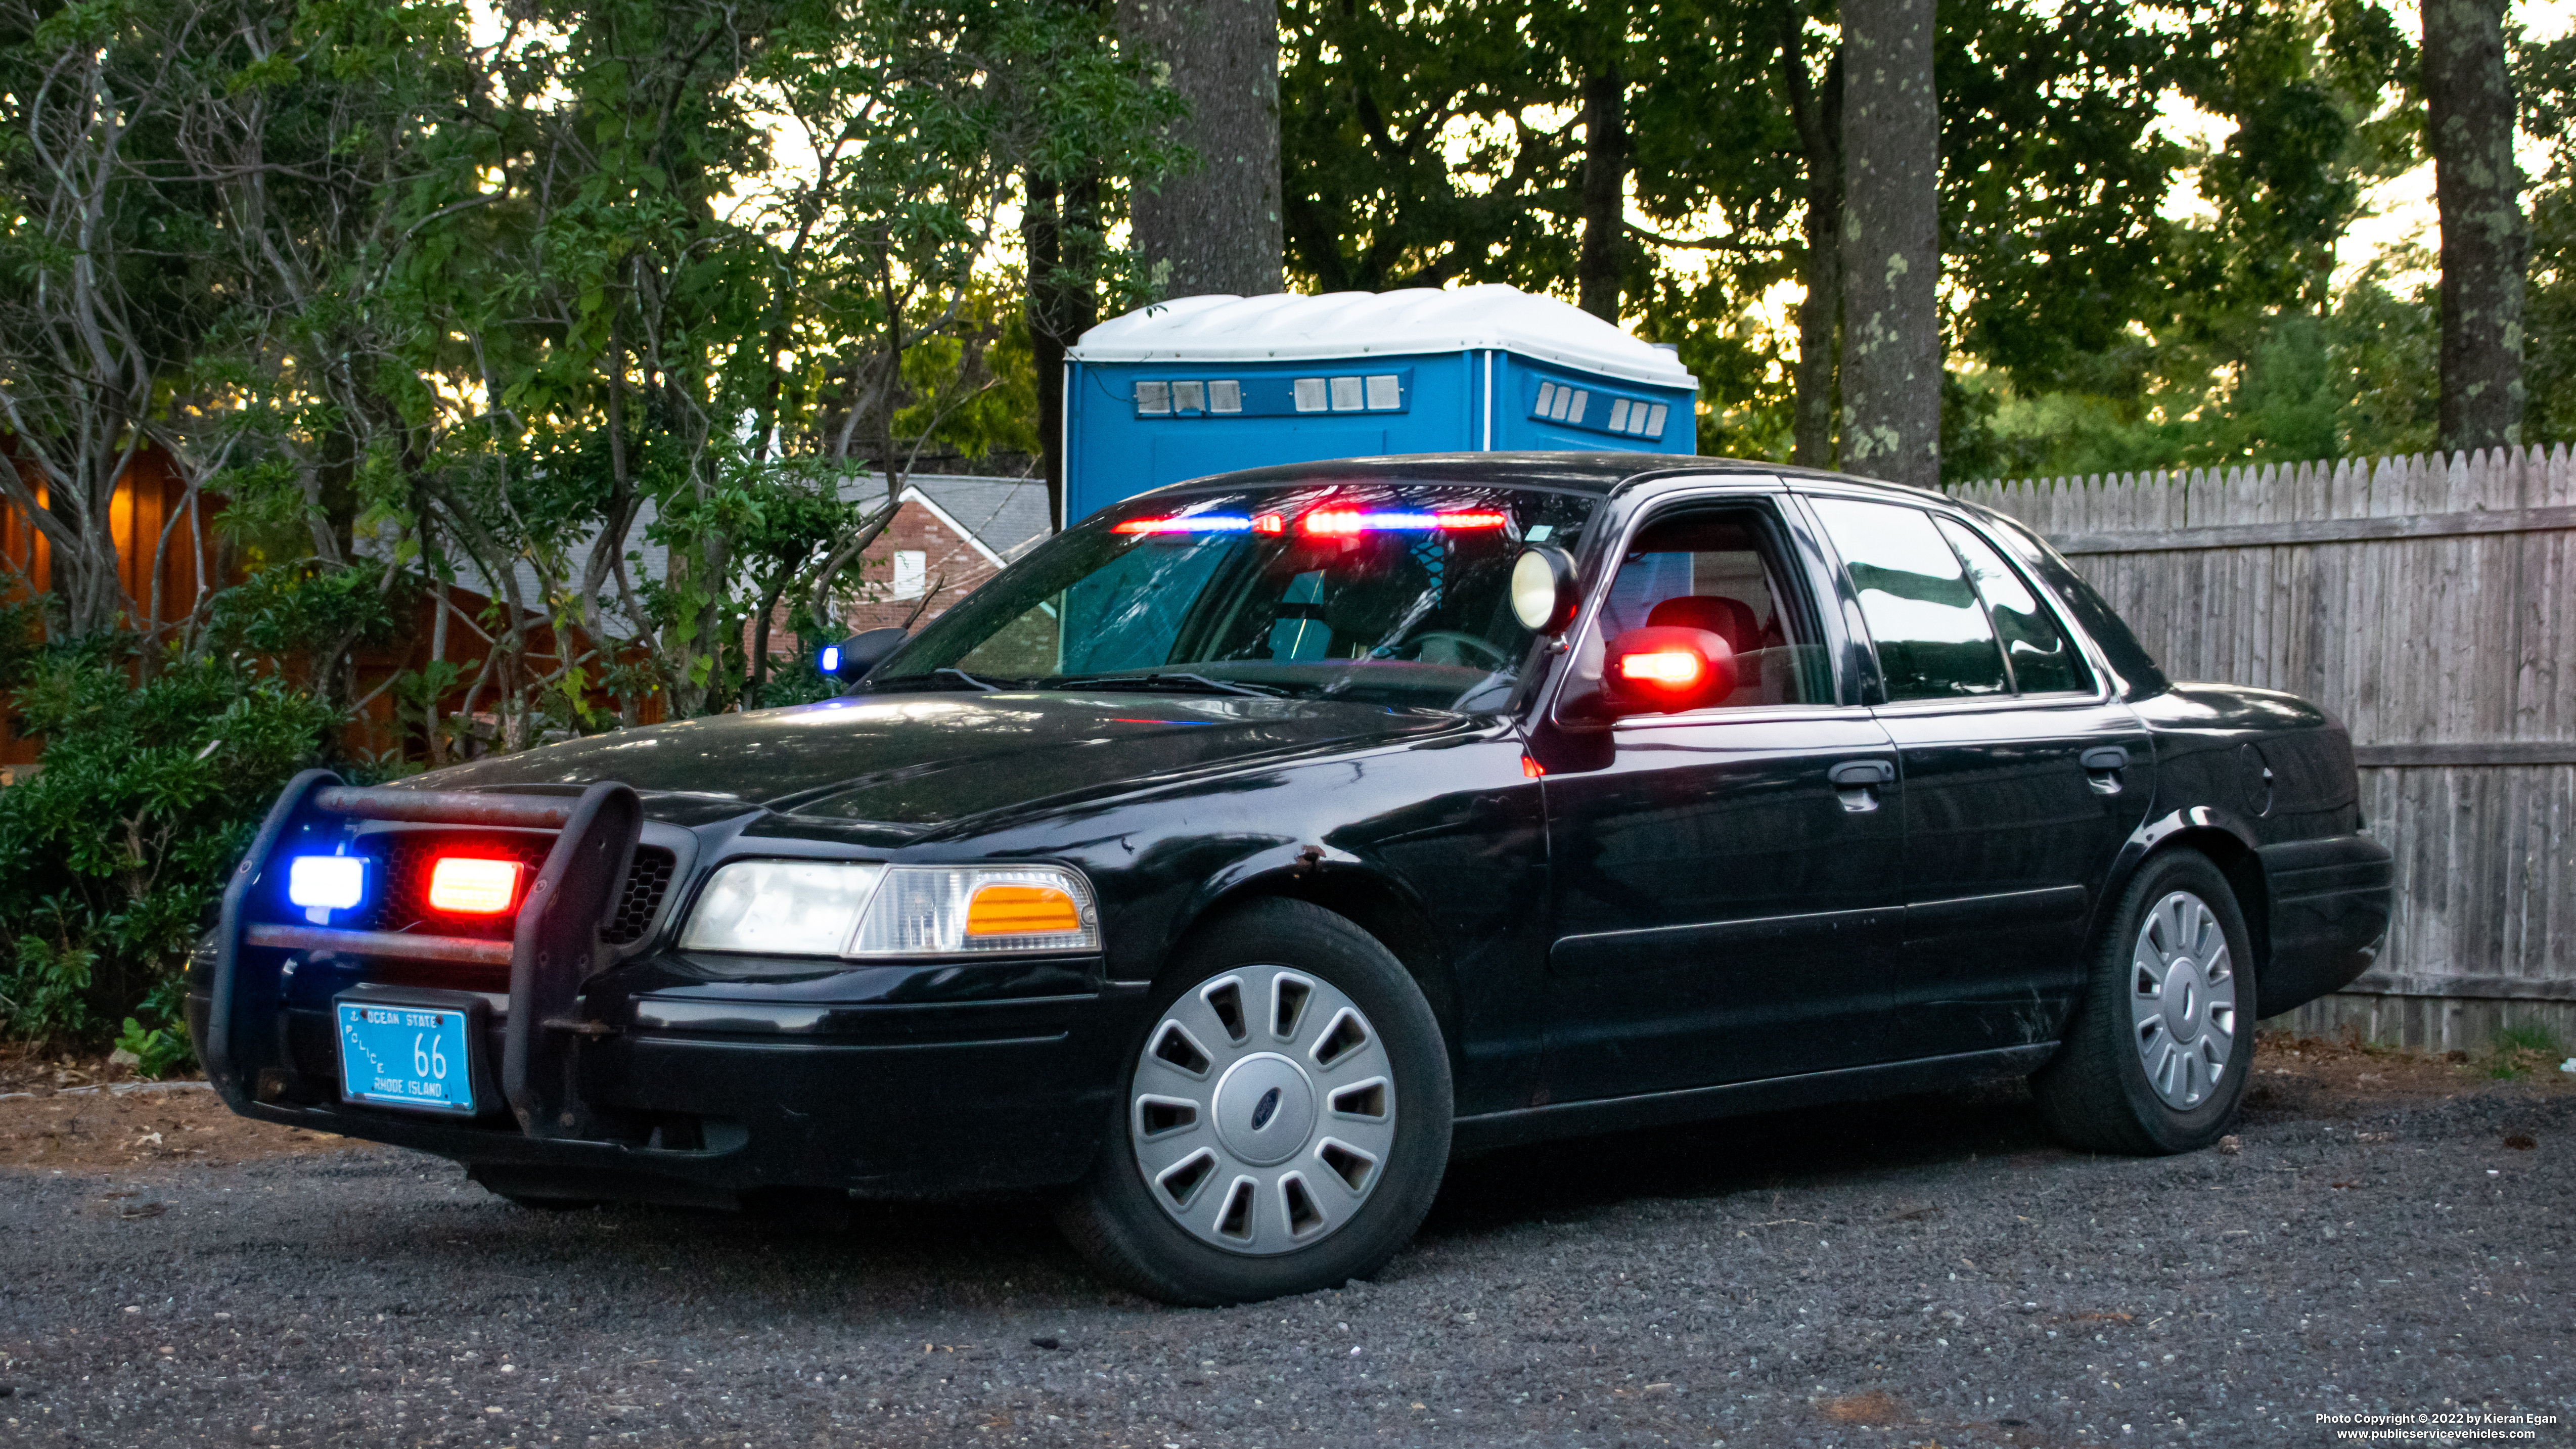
[2081,745,2130,795]
[1828,760,1895,788]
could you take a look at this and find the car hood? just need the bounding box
[392,691,1463,829]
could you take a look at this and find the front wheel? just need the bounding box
[2033,849,2255,1155]
[1055,898,1453,1305]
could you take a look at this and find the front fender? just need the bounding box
[1173,839,1372,948]
[1060,730,1542,1116]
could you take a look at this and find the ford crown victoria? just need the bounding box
[193,455,2392,1304]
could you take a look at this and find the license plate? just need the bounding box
[336,1002,476,1114]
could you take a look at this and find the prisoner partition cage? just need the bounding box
[1957,443,2576,1050]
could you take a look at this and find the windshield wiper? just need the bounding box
[863,667,1012,693]
[1059,672,1287,699]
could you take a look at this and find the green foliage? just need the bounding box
[199,561,406,669]
[115,1014,196,1080]
[2518,31,2576,447]
[1278,0,2394,473]
[0,935,97,1049]
[0,599,40,690]
[2484,1020,2569,1079]
[748,646,849,710]
[1945,275,2442,483]
[0,648,336,1051]
[1637,272,1794,463]
[1937,0,2188,388]
[2165,0,2419,325]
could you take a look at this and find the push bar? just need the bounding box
[243,923,514,968]
[311,787,578,829]
[208,773,643,1143]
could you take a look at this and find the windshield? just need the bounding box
[866,481,1598,711]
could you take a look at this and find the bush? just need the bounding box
[0,934,98,1049]
[0,644,339,1063]
[115,1014,196,1080]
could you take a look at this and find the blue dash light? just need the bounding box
[819,644,842,676]
[288,855,366,922]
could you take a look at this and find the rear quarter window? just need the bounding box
[1975,511,2171,699]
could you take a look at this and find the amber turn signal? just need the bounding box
[966,883,1082,936]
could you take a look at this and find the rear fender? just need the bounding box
[2099,806,2272,991]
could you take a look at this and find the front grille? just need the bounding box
[348,833,677,949]
[350,832,553,940]
[603,847,676,945]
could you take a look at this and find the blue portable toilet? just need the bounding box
[1059,285,1700,527]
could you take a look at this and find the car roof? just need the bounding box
[1132,451,1947,504]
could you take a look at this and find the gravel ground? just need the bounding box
[1,1048,2567,1449]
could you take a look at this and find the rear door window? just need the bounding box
[1935,518,2092,696]
[1808,497,2010,701]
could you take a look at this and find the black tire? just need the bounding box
[1054,898,1454,1306]
[2034,849,2256,1155]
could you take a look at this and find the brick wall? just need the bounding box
[752,492,1010,658]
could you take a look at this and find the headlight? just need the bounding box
[679,861,1098,960]
[680,862,888,956]
[848,866,1100,956]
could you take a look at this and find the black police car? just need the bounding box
[194,455,2392,1305]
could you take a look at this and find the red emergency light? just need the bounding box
[1299,509,1510,536]
[427,856,521,915]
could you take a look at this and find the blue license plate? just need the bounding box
[335,1001,476,1114]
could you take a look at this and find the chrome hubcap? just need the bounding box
[1129,964,1395,1255]
[2129,890,2237,1109]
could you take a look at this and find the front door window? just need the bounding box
[1596,510,1831,708]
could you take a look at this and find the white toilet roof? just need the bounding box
[1068,285,1698,389]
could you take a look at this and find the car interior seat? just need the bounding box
[1644,594,1774,702]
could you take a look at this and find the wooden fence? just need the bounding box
[1954,443,2576,1051]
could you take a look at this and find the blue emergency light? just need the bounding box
[288,855,367,916]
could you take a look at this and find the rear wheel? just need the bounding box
[1056,898,1452,1305]
[2033,849,2254,1155]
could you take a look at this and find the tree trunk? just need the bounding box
[2422,0,2527,453]
[1837,0,1940,489]
[1118,0,1285,299]
[1780,16,1843,469]
[1577,59,1628,322]
[1025,172,1101,527]
[748,581,783,703]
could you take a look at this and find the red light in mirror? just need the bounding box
[1615,650,1706,688]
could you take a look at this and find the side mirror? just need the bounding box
[1509,546,1581,635]
[822,626,910,683]
[1603,626,1737,714]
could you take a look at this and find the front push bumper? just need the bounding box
[196,772,1151,1204]
[187,981,1149,1203]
